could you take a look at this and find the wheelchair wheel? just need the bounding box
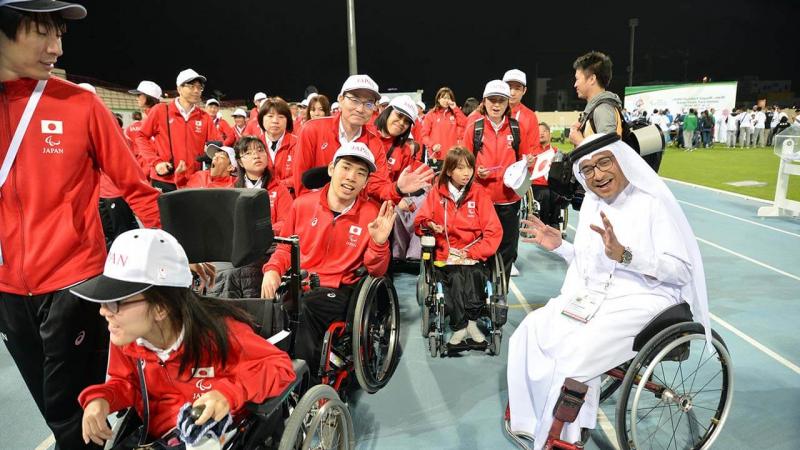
[421,298,431,338]
[491,255,507,298]
[279,384,355,450]
[615,322,733,450]
[487,329,503,356]
[599,361,630,402]
[416,259,428,307]
[428,332,438,358]
[352,276,401,393]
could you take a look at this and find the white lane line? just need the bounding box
[508,280,531,313]
[679,199,800,238]
[695,237,800,282]
[35,434,54,450]
[662,177,771,204]
[596,408,621,449]
[710,313,800,375]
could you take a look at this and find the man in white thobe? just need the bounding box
[506,133,710,448]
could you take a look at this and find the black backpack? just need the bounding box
[472,117,521,160]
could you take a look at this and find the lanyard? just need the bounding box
[0,79,47,193]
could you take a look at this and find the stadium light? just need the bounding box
[628,18,638,87]
[347,0,358,75]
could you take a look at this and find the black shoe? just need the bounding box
[446,341,470,355]
[465,338,488,350]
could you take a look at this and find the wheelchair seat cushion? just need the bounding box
[632,302,692,351]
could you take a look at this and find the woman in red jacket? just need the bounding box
[372,95,422,182]
[75,229,295,446]
[257,98,298,194]
[420,87,467,161]
[415,147,502,351]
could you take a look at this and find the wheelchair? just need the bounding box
[519,185,569,240]
[504,302,734,450]
[416,232,508,357]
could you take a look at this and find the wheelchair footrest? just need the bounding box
[490,296,508,327]
[553,378,588,423]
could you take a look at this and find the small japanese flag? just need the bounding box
[349,225,362,236]
[41,120,63,134]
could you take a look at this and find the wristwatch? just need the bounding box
[619,247,632,266]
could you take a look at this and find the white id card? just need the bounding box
[561,289,606,323]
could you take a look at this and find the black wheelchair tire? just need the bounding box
[491,255,507,298]
[352,276,401,394]
[421,299,431,338]
[615,322,733,450]
[416,259,428,307]
[428,332,438,358]
[278,384,354,450]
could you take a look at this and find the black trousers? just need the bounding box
[151,180,177,193]
[0,290,108,450]
[532,186,562,229]
[436,264,489,330]
[295,286,353,382]
[494,201,521,282]
[99,197,140,249]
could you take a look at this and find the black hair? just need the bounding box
[0,8,66,40]
[141,286,253,379]
[143,95,160,108]
[114,113,124,128]
[462,97,480,116]
[573,51,613,89]
[374,106,411,147]
[132,111,142,121]
[233,136,273,188]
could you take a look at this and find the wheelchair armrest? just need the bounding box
[246,359,309,417]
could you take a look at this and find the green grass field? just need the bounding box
[552,139,799,201]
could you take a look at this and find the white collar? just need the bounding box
[448,181,466,202]
[488,116,505,133]
[338,118,362,145]
[136,327,185,362]
[244,175,264,189]
[174,98,195,121]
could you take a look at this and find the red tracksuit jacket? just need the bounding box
[136,100,220,185]
[263,178,293,236]
[262,184,390,288]
[78,318,295,439]
[532,144,558,187]
[510,103,542,155]
[0,77,161,295]
[291,114,402,203]
[377,135,423,182]
[420,106,467,159]
[175,170,236,189]
[214,117,236,147]
[414,182,502,262]
[256,132,297,193]
[463,116,533,204]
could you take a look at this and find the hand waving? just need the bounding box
[368,201,397,245]
[589,211,625,262]
[520,214,562,251]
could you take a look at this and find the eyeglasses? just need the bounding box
[181,83,205,92]
[578,156,615,179]
[344,95,376,111]
[241,148,267,158]
[104,298,147,314]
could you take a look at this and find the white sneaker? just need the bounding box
[466,320,485,343]
[449,327,468,345]
[510,264,520,277]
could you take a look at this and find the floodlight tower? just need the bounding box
[347,0,358,75]
[628,18,638,86]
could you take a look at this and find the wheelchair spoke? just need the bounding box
[632,399,670,425]
[665,405,685,450]
[685,339,709,394]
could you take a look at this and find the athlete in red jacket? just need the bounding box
[136,69,220,192]
[255,98,298,194]
[205,99,236,147]
[0,4,161,448]
[175,143,237,189]
[291,75,433,201]
[420,87,467,160]
[504,69,542,156]
[262,143,395,380]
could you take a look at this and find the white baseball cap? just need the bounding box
[232,108,248,118]
[0,0,87,19]
[70,229,193,302]
[78,83,96,94]
[176,68,207,87]
[416,100,426,110]
[503,159,533,197]
[128,80,162,99]
[333,142,377,173]
[389,95,418,123]
[378,95,390,106]
[483,80,511,99]
[300,99,309,107]
[205,98,220,106]
[205,143,237,170]
[502,69,527,86]
[330,102,340,110]
[253,92,267,103]
[339,74,380,100]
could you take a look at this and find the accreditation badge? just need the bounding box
[561,288,606,323]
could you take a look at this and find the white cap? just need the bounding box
[333,142,377,173]
[176,68,207,87]
[339,74,380,99]
[128,80,162,99]
[78,83,96,94]
[416,100,426,110]
[502,69,527,86]
[232,108,248,118]
[70,229,192,302]
[1,0,87,20]
[253,92,267,103]
[389,95,418,123]
[205,143,238,170]
[482,80,511,99]
[378,95,390,106]
[306,93,319,102]
[504,159,533,197]
[331,102,340,110]
[300,99,309,107]
[205,98,220,106]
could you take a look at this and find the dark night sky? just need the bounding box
[59,0,800,105]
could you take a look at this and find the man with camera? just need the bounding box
[136,68,221,192]
[569,51,624,145]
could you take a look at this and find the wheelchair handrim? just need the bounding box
[353,277,400,393]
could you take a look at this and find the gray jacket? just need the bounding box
[581,91,623,136]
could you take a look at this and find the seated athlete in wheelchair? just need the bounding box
[413,147,507,357]
[505,133,732,450]
[261,142,401,393]
[71,229,303,449]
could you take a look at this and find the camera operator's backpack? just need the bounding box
[472,117,521,159]
[582,98,664,172]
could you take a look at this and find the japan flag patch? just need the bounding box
[349,225,362,236]
[41,120,63,134]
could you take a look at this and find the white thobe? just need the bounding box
[507,184,692,448]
